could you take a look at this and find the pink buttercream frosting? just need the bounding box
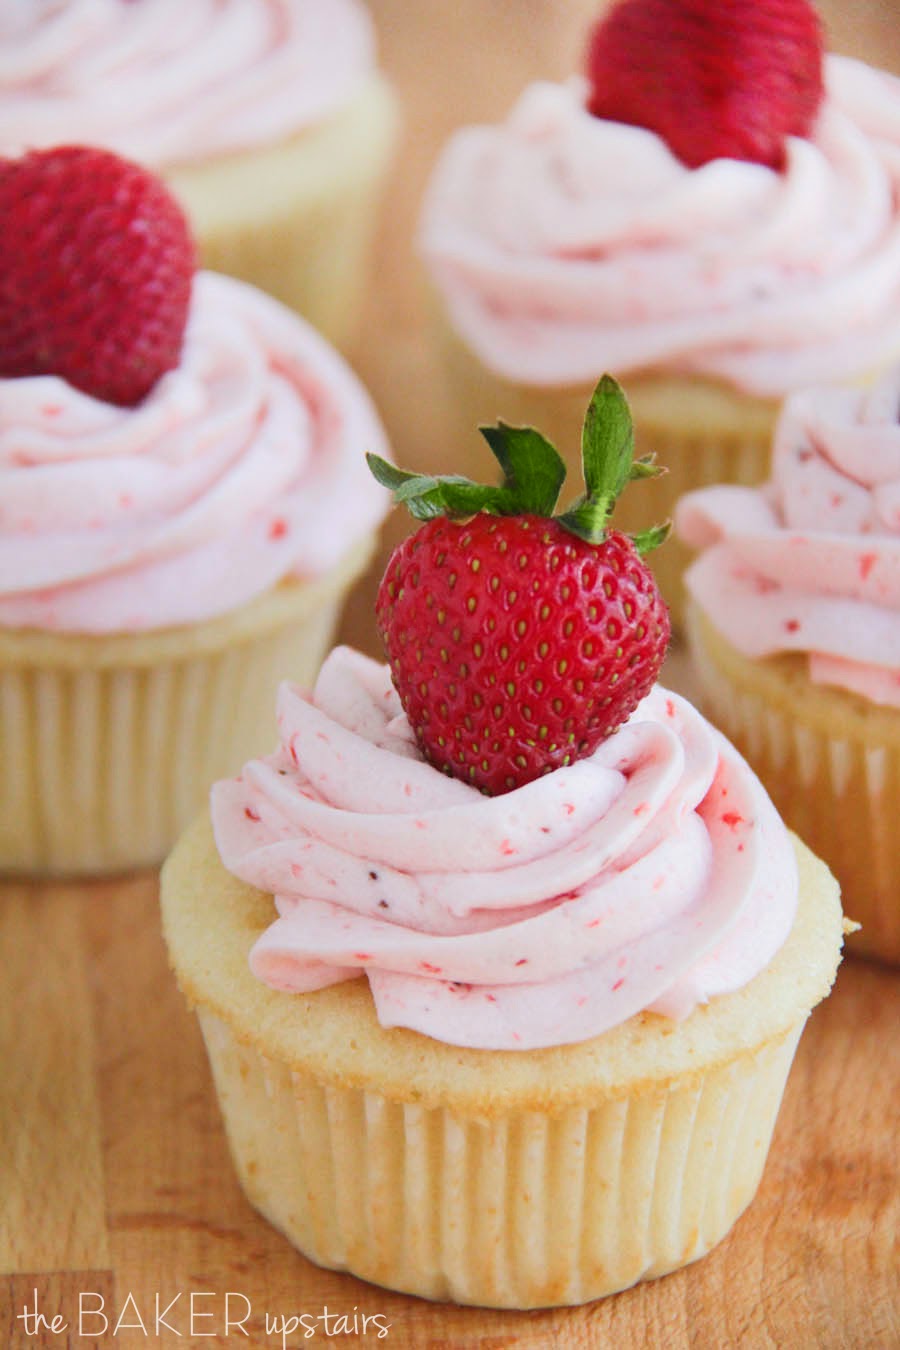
[0,272,389,633]
[0,0,377,167]
[211,647,798,1051]
[420,55,900,397]
[677,365,900,708]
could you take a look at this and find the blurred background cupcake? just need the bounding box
[0,147,389,876]
[0,0,398,350]
[416,0,900,623]
[677,364,900,964]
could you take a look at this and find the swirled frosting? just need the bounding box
[677,365,900,708]
[0,272,389,633]
[420,55,900,397]
[211,646,798,1051]
[0,0,376,166]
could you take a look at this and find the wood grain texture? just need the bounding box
[1,886,109,1276]
[2,2,900,1347]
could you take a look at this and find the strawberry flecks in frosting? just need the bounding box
[0,272,389,633]
[677,365,900,708]
[420,58,900,396]
[0,0,376,166]
[210,647,798,1051]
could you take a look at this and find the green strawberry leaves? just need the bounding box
[367,373,669,553]
[558,376,659,544]
[363,462,500,521]
[478,423,566,515]
[367,423,565,520]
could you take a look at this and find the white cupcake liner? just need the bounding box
[198,1008,803,1309]
[167,76,398,348]
[688,606,900,964]
[0,559,366,877]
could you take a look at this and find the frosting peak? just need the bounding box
[211,647,797,1050]
[0,273,389,633]
[420,56,900,396]
[677,365,900,706]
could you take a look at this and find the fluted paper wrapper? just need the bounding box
[167,76,397,350]
[198,1007,802,1309]
[688,605,900,964]
[0,542,371,877]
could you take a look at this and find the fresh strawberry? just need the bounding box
[0,145,195,406]
[368,376,671,795]
[585,0,824,170]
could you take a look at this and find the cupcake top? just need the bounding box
[210,379,798,1053]
[420,55,900,396]
[676,364,900,707]
[0,271,389,633]
[210,646,798,1051]
[0,0,377,167]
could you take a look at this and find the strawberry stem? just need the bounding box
[558,375,665,543]
[367,374,669,552]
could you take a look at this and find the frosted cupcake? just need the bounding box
[0,147,389,875]
[162,378,844,1308]
[419,0,900,621]
[0,0,398,348]
[677,365,900,965]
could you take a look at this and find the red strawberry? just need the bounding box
[369,376,671,795]
[0,145,195,406]
[585,0,825,171]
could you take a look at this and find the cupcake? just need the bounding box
[161,379,844,1308]
[0,0,398,348]
[419,0,900,622]
[677,364,900,965]
[0,147,389,876]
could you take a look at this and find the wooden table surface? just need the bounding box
[3,4,900,1348]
